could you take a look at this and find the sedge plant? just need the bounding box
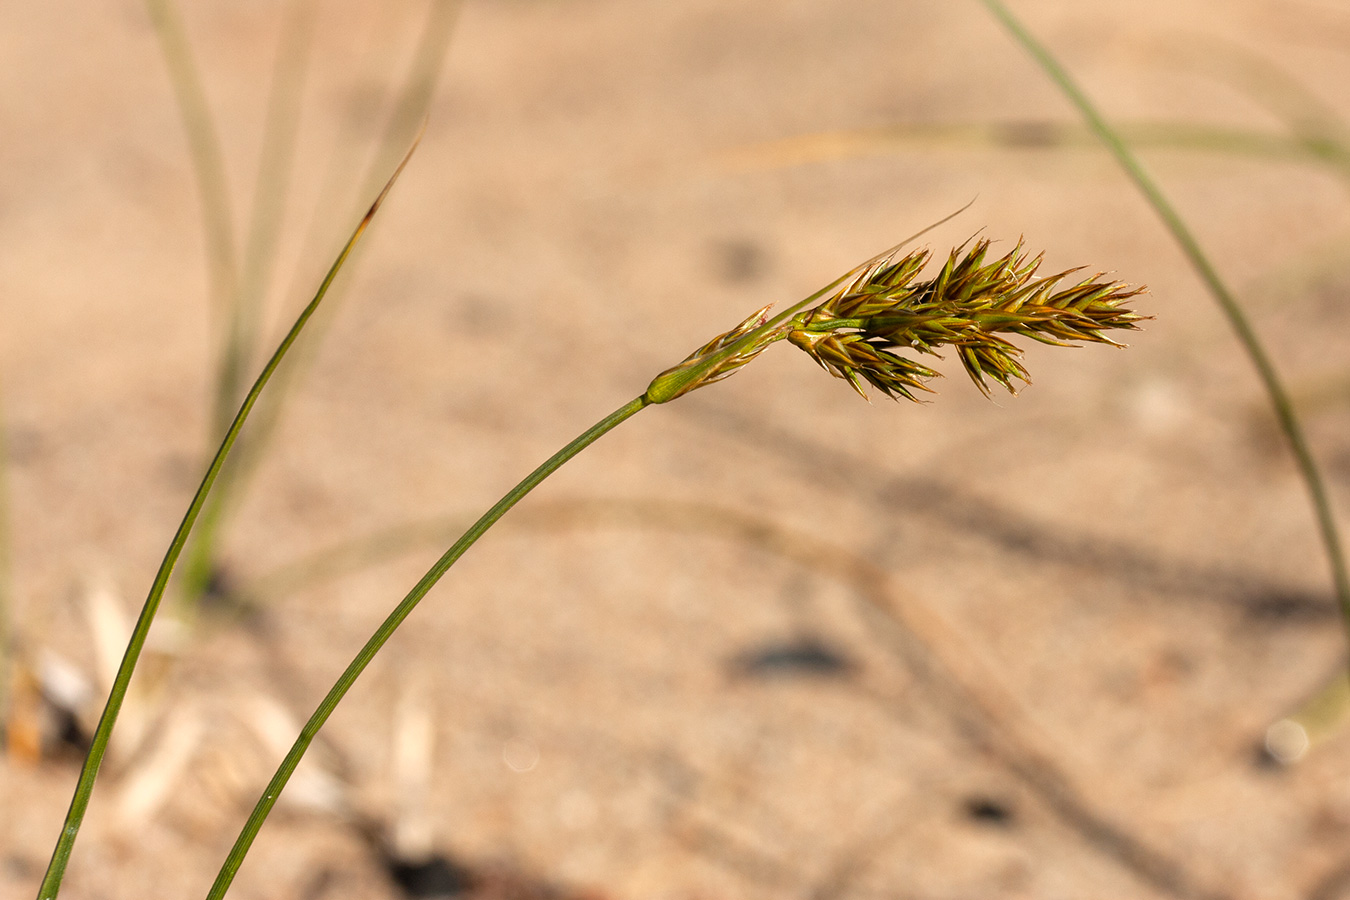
[192,0,465,597]
[199,234,1144,898]
[144,0,460,607]
[35,194,1144,898]
[33,129,424,900]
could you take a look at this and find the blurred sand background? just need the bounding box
[5,1,1350,898]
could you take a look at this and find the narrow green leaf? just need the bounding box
[34,131,423,900]
[977,0,1350,643]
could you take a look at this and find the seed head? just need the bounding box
[788,238,1147,399]
[644,235,1146,405]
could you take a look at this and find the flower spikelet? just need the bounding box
[788,238,1146,400]
[645,304,775,403]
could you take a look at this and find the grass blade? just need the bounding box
[33,132,422,900]
[204,395,649,900]
[144,0,239,404]
[719,120,1350,184]
[218,0,317,437]
[179,0,318,604]
[976,0,1350,642]
[181,1,464,607]
[356,0,462,211]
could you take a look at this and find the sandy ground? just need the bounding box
[5,1,1350,898]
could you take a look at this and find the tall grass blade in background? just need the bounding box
[357,0,460,206]
[721,119,1350,183]
[144,0,239,417]
[223,0,463,464]
[275,0,463,311]
[178,0,318,604]
[976,0,1350,641]
[203,234,1144,898]
[33,136,422,900]
[220,0,316,423]
[175,0,461,607]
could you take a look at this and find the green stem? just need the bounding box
[206,207,967,894]
[189,3,464,576]
[34,142,418,900]
[178,459,238,605]
[356,0,462,211]
[144,0,240,442]
[734,121,1350,185]
[219,0,317,429]
[179,1,317,607]
[204,395,649,900]
[977,0,1350,639]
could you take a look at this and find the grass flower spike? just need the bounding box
[648,236,1146,406]
[787,238,1146,399]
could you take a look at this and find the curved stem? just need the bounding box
[143,0,239,441]
[34,139,419,900]
[179,0,317,606]
[357,0,462,209]
[192,2,465,572]
[977,0,1350,639]
[204,395,649,900]
[229,0,316,411]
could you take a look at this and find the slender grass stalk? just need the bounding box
[721,120,1350,184]
[144,0,239,441]
[976,0,1350,642]
[356,0,462,211]
[219,0,317,431]
[206,231,1142,897]
[33,138,421,900]
[204,395,648,900]
[202,229,877,894]
[144,0,243,609]
[181,1,464,608]
[726,35,1350,186]
[179,0,317,604]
